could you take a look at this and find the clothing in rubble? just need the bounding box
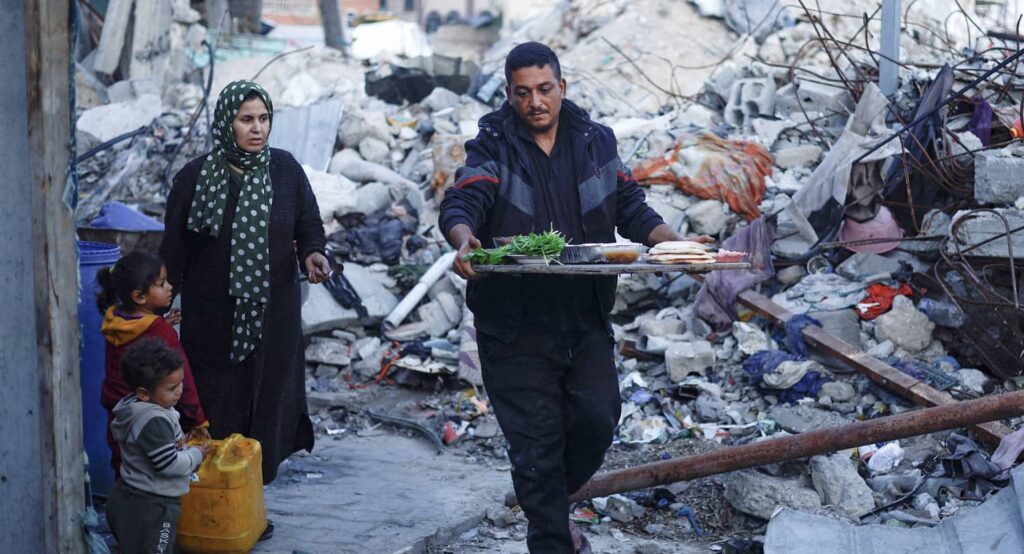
[440,97,664,552]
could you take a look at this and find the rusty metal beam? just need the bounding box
[737,289,1010,446]
[571,388,1024,501]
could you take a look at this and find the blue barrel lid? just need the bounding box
[78,241,120,265]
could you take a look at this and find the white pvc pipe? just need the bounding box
[383,250,457,330]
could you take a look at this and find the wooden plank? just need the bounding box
[92,0,133,74]
[128,0,172,81]
[23,0,86,551]
[472,262,751,275]
[737,289,1010,447]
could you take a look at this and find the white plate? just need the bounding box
[507,255,555,265]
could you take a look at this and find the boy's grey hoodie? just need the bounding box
[111,394,203,497]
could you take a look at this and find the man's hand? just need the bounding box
[304,252,334,284]
[449,223,482,280]
[685,234,715,244]
[646,223,716,246]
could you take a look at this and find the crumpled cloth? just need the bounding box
[694,217,775,330]
[856,282,913,320]
[785,314,821,358]
[633,132,772,220]
[942,433,1005,480]
[993,427,1024,471]
[742,350,829,403]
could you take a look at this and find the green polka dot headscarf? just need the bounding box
[187,80,274,363]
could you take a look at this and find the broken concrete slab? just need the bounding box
[358,137,390,165]
[818,381,856,403]
[76,94,163,151]
[809,454,876,518]
[946,208,1024,259]
[329,149,418,189]
[773,144,822,169]
[107,79,161,104]
[418,300,457,338]
[770,404,852,434]
[301,265,398,334]
[974,148,1024,205]
[722,470,822,520]
[421,87,462,112]
[304,166,359,222]
[353,181,393,216]
[338,107,391,147]
[304,337,352,366]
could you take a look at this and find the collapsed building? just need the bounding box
[72,0,1024,551]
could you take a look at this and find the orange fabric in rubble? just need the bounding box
[632,133,773,221]
[857,283,913,321]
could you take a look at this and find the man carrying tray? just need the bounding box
[439,42,712,553]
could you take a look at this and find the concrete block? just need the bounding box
[354,181,393,216]
[420,87,461,111]
[107,79,160,103]
[358,137,391,165]
[723,470,822,520]
[417,300,457,337]
[666,340,716,381]
[810,454,876,518]
[304,337,351,366]
[75,94,163,151]
[874,296,934,353]
[301,264,398,333]
[724,78,776,128]
[946,209,1024,258]
[975,149,1024,204]
[304,166,358,222]
[434,291,463,326]
[773,145,822,169]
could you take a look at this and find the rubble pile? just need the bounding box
[74,0,1024,550]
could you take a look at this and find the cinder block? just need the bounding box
[725,78,776,127]
[975,150,1024,204]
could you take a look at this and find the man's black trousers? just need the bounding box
[479,328,621,553]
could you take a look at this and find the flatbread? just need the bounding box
[649,241,710,255]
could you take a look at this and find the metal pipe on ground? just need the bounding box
[570,388,1024,501]
[736,289,1011,446]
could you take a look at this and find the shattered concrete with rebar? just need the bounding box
[74,0,1024,552]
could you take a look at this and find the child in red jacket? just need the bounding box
[96,251,209,476]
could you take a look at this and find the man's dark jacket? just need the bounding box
[439,99,664,341]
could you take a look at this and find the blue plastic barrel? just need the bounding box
[78,240,120,497]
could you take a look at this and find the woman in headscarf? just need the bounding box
[161,80,333,488]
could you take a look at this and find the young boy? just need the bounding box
[106,339,208,553]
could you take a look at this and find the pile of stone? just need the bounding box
[72,0,1024,547]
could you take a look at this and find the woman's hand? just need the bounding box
[304,252,334,284]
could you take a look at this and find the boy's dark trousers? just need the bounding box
[479,328,621,554]
[106,480,182,554]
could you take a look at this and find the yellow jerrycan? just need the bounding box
[177,434,268,553]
